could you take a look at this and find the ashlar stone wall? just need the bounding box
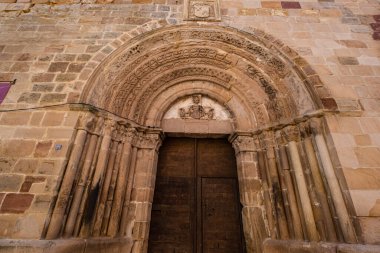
[0,0,379,247]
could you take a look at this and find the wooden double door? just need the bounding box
[148,138,245,253]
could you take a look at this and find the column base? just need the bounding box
[0,237,133,253]
[263,239,380,253]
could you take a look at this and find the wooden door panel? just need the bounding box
[149,138,195,253]
[197,139,237,178]
[201,178,243,253]
[157,138,195,178]
[148,138,245,253]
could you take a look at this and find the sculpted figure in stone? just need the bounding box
[179,94,215,120]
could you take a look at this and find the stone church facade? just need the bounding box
[0,0,379,252]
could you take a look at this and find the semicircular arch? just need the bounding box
[81,24,331,132]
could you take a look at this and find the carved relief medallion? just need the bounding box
[184,0,221,21]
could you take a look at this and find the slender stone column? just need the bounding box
[92,125,123,236]
[63,117,103,237]
[284,126,319,241]
[45,114,93,239]
[230,133,268,253]
[274,131,303,240]
[311,118,357,243]
[260,131,289,240]
[301,122,338,242]
[80,118,115,237]
[128,131,163,253]
[119,146,138,236]
[102,142,124,235]
[107,128,136,236]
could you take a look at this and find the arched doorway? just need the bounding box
[42,24,359,253]
[149,137,245,253]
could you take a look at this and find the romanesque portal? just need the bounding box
[41,24,359,252]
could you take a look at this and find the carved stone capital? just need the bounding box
[94,117,104,135]
[281,125,300,143]
[275,130,287,146]
[123,127,137,143]
[102,118,116,136]
[258,131,275,149]
[134,131,163,150]
[77,113,96,131]
[298,121,313,139]
[309,117,324,136]
[230,133,257,153]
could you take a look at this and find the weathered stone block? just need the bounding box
[34,141,52,158]
[32,73,55,82]
[29,194,51,213]
[55,73,77,82]
[337,40,367,48]
[0,111,31,125]
[321,98,338,110]
[338,242,380,252]
[40,93,66,103]
[354,134,372,146]
[0,140,36,157]
[13,214,45,239]
[0,174,24,192]
[46,128,74,139]
[30,112,44,126]
[0,193,34,214]
[281,1,301,9]
[354,147,380,167]
[13,159,38,174]
[10,62,30,72]
[67,63,85,73]
[338,56,359,65]
[54,54,76,61]
[20,176,46,192]
[41,112,64,126]
[17,92,41,103]
[47,62,69,73]
[0,158,17,173]
[343,168,380,190]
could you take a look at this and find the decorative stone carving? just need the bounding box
[178,95,214,120]
[83,26,319,131]
[230,134,258,153]
[134,131,163,150]
[282,125,301,142]
[194,3,211,18]
[77,113,96,131]
[164,94,231,121]
[184,0,221,21]
[246,65,277,99]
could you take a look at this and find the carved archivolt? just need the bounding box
[82,25,322,131]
